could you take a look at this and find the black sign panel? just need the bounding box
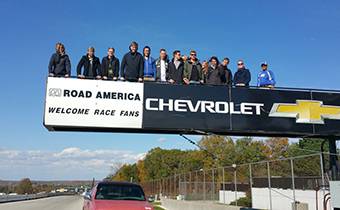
[142,83,340,137]
[230,88,313,136]
[142,83,231,133]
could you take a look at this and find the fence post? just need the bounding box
[203,169,206,200]
[212,169,215,200]
[319,153,326,200]
[249,164,253,207]
[232,164,238,206]
[222,167,225,204]
[267,161,273,210]
[290,158,296,210]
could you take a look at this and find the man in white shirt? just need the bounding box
[155,49,169,82]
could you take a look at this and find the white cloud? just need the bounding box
[157,137,167,143]
[0,147,145,180]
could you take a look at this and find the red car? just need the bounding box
[83,181,154,210]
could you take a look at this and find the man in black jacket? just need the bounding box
[234,60,251,87]
[101,47,120,80]
[77,47,101,79]
[220,57,233,86]
[48,42,71,77]
[120,41,144,82]
[168,50,184,84]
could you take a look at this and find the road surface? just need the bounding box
[0,196,83,210]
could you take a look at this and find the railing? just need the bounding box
[47,76,340,94]
[0,192,76,203]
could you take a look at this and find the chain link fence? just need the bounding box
[141,152,340,210]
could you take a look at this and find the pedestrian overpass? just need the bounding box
[44,77,340,138]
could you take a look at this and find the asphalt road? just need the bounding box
[0,196,83,210]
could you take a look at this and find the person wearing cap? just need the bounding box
[233,60,251,87]
[257,62,276,88]
[143,46,156,81]
[120,41,144,82]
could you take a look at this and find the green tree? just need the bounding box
[16,178,33,194]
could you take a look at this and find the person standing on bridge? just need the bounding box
[220,57,233,86]
[120,41,144,82]
[183,50,204,84]
[168,50,184,84]
[205,56,225,85]
[48,42,71,77]
[77,47,101,79]
[143,46,157,81]
[155,48,169,82]
[101,47,120,80]
[257,62,276,88]
[234,60,251,87]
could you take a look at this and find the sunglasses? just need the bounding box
[191,54,196,56]
[238,63,244,65]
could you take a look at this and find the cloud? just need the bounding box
[0,148,145,181]
[157,137,167,143]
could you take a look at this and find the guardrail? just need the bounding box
[0,192,76,203]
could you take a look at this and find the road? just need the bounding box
[0,196,83,210]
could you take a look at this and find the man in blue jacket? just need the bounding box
[234,60,251,87]
[257,62,276,88]
[143,46,156,81]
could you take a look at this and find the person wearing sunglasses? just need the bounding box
[183,50,204,85]
[234,60,251,87]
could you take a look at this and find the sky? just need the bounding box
[0,0,340,180]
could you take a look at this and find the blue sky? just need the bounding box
[0,0,340,180]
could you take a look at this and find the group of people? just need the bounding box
[48,41,276,87]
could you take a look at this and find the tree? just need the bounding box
[16,178,33,195]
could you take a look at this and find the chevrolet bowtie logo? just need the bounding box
[269,100,340,124]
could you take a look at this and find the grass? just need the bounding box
[152,201,165,210]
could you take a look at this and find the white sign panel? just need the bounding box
[44,77,144,129]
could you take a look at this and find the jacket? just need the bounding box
[48,53,71,76]
[205,65,225,85]
[183,60,203,82]
[168,58,184,84]
[120,51,144,80]
[101,56,120,78]
[77,55,101,77]
[257,70,275,87]
[155,58,169,82]
[220,65,233,85]
[143,56,156,77]
[234,67,251,86]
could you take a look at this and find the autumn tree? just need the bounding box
[16,178,33,195]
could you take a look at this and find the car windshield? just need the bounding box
[95,184,145,201]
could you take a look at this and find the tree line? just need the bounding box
[108,136,331,182]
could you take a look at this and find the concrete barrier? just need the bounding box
[161,197,241,210]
